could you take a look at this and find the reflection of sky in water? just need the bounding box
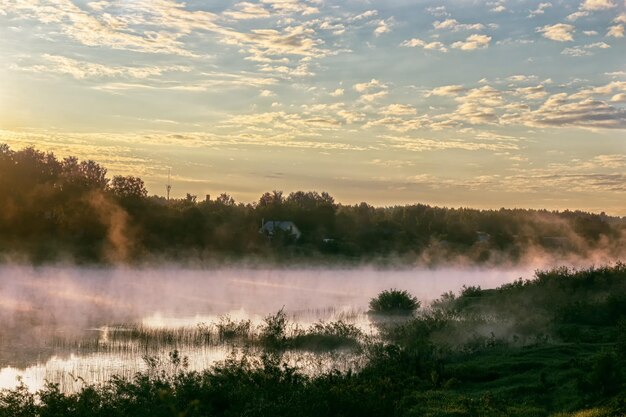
[0,265,535,393]
[0,348,231,393]
[0,308,371,393]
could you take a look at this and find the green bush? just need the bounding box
[368,289,420,316]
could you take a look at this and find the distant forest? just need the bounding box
[0,144,624,264]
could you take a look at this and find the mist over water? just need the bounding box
[0,264,553,392]
[0,264,537,322]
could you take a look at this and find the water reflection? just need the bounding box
[0,265,531,392]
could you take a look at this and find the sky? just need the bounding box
[0,0,624,215]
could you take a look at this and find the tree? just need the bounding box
[258,190,283,207]
[110,175,147,199]
[216,193,235,206]
[61,157,108,190]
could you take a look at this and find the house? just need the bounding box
[259,220,302,240]
[476,231,491,244]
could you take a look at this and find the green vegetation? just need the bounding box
[1,144,625,265]
[368,288,420,316]
[1,264,625,416]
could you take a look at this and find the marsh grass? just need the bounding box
[17,308,370,395]
[82,313,367,354]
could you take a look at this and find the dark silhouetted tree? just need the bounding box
[110,175,147,199]
[216,193,235,206]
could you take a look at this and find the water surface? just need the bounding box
[0,265,533,392]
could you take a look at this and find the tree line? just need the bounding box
[0,144,624,264]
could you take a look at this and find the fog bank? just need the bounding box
[0,265,538,325]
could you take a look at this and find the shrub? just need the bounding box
[368,289,420,316]
[260,308,288,347]
[290,320,363,351]
[216,315,252,340]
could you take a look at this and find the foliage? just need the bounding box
[216,316,252,341]
[110,175,148,199]
[260,308,288,348]
[0,144,624,264]
[368,289,420,316]
[290,320,364,351]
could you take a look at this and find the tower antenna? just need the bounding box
[166,168,172,201]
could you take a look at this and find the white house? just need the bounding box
[259,220,302,240]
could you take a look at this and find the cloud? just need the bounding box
[329,88,344,97]
[416,81,625,131]
[224,25,326,58]
[374,18,394,36]
[304,118,341,127]
[361,90,388,102]
[1,128,372,159]
[93,70,278,92]
[298,103,364,124]
[318,20,346,35]
[528,2,552,17]
[561,42,611,56]
[384,135,517,152]
[567,11,590,20]
[506,172,626,193]
[363,115,437,132]
[426,85,465,97]
[488,1,507,13]
[606,24,624,37]
[433,19,485,31]
[18,54,190,80]
[537,23,575,41]
[584,154,626,169]
[4,0,330,71]
[514,85,548,99]
[451,85,503,124]
[350,10,378,21]
[260,0,319,16]
[581,0,616,10]
[451,34,491,50]
[508,74,538,83]
[381,104,417,116]
[402,155,626,193]
[433,19,458,30]
[337,110,365,124]
[369,159,415,168]
[504,93,626,129]
[2,0,221,56]
[353,79,386,93]
[222,2,271,20]
[570,80,626,98]
[400,38,448,52]
[610,93,626,102]
[564,0,616,23]
[426,6,449,17]
[257,62,315,78]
